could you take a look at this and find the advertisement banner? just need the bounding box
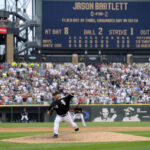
[0,27,7,34]
[92,105,150,122]
[0,105,150,122]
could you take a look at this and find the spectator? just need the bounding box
[0,62,149,105]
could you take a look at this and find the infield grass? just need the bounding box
[0,141,150,150]
[116,131,150,138]
[0,122,150,128]
[0,131,49,140]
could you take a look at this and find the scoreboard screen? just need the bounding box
[42,1,150,49]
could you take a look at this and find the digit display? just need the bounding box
[42,1,150,49]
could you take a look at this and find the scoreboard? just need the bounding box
[42,1,150,49]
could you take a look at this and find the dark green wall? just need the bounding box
[0,105,150,122]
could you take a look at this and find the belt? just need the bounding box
[60,112,68,117]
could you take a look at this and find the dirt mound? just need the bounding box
[2,131,150,143]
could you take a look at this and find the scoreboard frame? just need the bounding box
[36,0,150,55]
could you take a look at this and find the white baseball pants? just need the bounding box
[73,113,86,127]
[21,115,28,121]
[54,112,78,135]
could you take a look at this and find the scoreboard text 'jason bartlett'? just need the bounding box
[73,2,128,11]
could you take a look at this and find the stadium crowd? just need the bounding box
[0,62,149,105]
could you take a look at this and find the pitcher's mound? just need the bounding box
[2,131,150,143]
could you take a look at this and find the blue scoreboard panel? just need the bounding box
[42,1,150,49]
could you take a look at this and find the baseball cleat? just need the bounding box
[75,128,79,132]
[53,134,58,138]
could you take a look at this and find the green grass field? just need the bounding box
[0,122,150,128]
[0,122,150,150]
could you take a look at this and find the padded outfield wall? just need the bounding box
[0,105,150,122]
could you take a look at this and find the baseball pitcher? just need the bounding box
[47,91,79,138]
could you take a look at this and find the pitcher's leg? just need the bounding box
[64,112,78,129]
[54,115,62,135]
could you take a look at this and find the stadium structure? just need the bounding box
[0,0,150,63]
[0,0,40,63]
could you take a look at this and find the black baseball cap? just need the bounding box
[53,91,60,96]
